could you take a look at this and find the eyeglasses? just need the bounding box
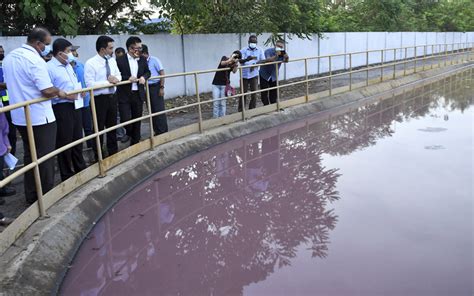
[132,46,143,52]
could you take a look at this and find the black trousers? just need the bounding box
[53,103,86,181]
[119,91,143,145]
[149,84,168,135]
[16,122,56,203]
[238,77,258,112]
[260,75,278,105]
[94,94,118,158]
[3,101,17,155]
[82,106,93,148]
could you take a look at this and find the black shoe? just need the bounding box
[0,186,16,197]
[0,198,4,205]
[120,135,130,143]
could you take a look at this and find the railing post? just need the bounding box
[380,49,384,81]
[145,81,155,149]
[328,56,332,96]
[24,105,47,218]
[89,90,106,177]
[275,63,280,111]
[349,53,352,91]
[304,58,309,103]
[423,45,426,71]
[404,47,407,76]
[438,44,442,68]
[239,67,246,121]
[392,48,396,79]
[431,45,434,69]
[366,51,369,86]
[444,44,448,67]
[193,73,203,133]
[414,46,417,73]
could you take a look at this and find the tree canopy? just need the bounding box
[0,0,472,37]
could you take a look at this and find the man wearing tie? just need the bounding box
[116,36,150,146]
[84,36,122,160]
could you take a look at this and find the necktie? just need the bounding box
[105,57,113,93]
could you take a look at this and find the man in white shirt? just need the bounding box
[84,36,122,160]
[116,36,150,146]
[3,27,68,204]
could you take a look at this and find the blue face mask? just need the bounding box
[41,44,52,57]
[249,43,257,49]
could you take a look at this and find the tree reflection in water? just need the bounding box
[61,71,473,296]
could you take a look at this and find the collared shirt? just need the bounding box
[3,44,55,126]
[127,53,139,91]
[47,57,79,105]
[84,54,121,96]
[240,46,266,79]
[72,60,90,107]
[147,56,164,85]
[259,48,285,82]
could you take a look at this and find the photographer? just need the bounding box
[211,50,241,118]
[259,40,289,106]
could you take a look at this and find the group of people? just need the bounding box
[211,35,289,118]
[0,28,289,226]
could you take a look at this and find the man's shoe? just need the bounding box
[0,217,14,226]
[0,198,4,205]
[0,186,16,197]
[120,135,130,143]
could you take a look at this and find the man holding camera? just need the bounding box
[259,40,289,106]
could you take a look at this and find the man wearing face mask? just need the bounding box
[116,36,150,146]
[84,36,122,160]
[3,27,68,204]
[259,39,289,106]
[0,45,17,156]
[47,38,86,181]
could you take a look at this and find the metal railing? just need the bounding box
[0,42,472,254]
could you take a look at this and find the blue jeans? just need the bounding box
[212,85,226,118]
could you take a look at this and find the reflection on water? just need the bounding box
[61,70,473,296]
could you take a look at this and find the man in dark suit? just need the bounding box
[116,36,151,146]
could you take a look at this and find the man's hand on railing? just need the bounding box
[58,90,68,99]
[107,75,120,84]
[138,77,146,85]
[129,76,138,82]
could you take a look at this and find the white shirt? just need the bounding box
[127,53,139,91]
[84,54,122,96]
[3,44,55,126]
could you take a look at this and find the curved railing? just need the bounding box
[0,42,472,254]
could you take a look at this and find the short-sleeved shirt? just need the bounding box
[212,56,234,86]
[259,48,285,82]
[3,44,55,126]
[72,60,90,107]
[147,56,164,85]
[240,47,266,79]
[47,57,80,105]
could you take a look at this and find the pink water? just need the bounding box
[61,72,473,296]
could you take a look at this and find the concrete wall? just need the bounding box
[0,32,472,97]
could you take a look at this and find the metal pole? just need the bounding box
[194,73,203,133]
[349,53,352,91]
[444,44,448,67]
[431,45,434,69]
[414,46,417,73]
[366,51,369,86]
[239,67,245,121]
[392,49,396,79]
[329,56,332,96]
[145,81,155,148]
[380,50,384,81]
[304,58,309,103]
[89,90,106,177]
[24,105,47,218]
[276,63,280,111]
[404,47,407,76]
[438,44,442,68]
[423,45,426,71]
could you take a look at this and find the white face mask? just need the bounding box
[276,47,284,52]
[67,52,75,62]
[249,43,257,49]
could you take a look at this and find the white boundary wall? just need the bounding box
[0,32,472,98]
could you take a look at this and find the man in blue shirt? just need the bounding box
[259,40,289,106]
[48,38,86,181]
[71,45,93,149]
[0,45,17,156]
[239,35,266,111]
[142,44,168,135]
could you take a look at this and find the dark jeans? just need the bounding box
[53,103,86,182]
[119,91,143,145]
[93,94,118,159]
[3,101,17,155]
[81,106,93,148]
[149,84,168,135]
[238,77,258,112]
[260,75,278,105]
[16,122,57,203]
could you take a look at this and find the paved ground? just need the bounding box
[0,53,468,225]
